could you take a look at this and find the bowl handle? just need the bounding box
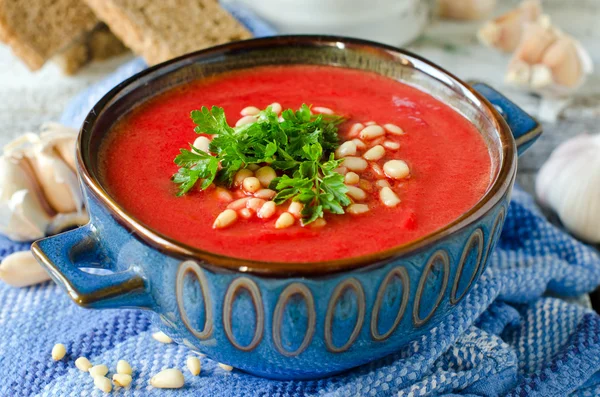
[470,81,542,156]
[31,224,154,310]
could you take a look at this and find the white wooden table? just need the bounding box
[0,0,598,197]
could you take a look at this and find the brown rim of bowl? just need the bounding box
[78,35,516,278]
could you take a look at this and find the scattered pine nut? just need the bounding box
[192,136,211,153]
[359,179,374,192]
[239,208,253,219]
[363,145,385,161]
[342,156,368,172]
[275,212,295,229]
[376,180,391,189]
[113,373,132,388]
[383,123,404,135]
[345,185,366,201]
[352,139,366,150]
[370,137,385,147]
[335,141,357,158]
[187,356,201,376]
[234,169,253,186]
[94,376,112,393]
[75,357,92,372]
[152,331,173,344]
[215,187,233,202]
[242,177,261,193]
[383,141,400,150]
[380,187,401,207]
[240,106,260,116]
[348,123,365,138]
[213,209,238,229]
[254,188,276,200]
[310,218,327,228]
[117,360,132,375]
[246,198,266,212]
[89,364,109,378]
[218,363,234,372]
[246,164,260,171]
[312,106,334,114]
[334,166,347,175]
[269,102,282,114]
[51,344,66,361]
[255,166,277,188]
[150,368,185,389]
[258,201,276,219]
[288,202,304,218]
[227,197,250,210]
[371,163,386,178]
[236,115,257,127]
[360,125,385,140]
[383,160,410,179]
[347,204,370,215]
[364,121,376,126]
[344,172,359,185]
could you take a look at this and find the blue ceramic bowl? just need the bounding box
[32,36,541,380]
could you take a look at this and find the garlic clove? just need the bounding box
[437,0,497,21]
[39,123,78,171]
[536,134,600,243]
[0,250,51,287]
[46,212,90,236]
[511,19,558,66]
[541,37,583,88]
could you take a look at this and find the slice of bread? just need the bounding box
[53,24,129,75]
[0,0,99,70]
[83,0,252,65]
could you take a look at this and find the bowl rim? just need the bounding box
[77,35,516,277]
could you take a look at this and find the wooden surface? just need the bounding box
[0,0,598,199]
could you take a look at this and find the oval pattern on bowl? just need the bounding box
[272,283,316,357]
[413,250,450,327]
[370,266,410,341]
[176,260,213,339]
[450,228,484,305]
[480,206,506,275]
[324,278,366,353]
[223,277,264,351]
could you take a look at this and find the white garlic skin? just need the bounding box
[536,134,600,243]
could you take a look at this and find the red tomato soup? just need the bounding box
[99,65,491,263]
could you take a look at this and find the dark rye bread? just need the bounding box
[0,0,99,70]
[83,0,252,65]
[53,24,128,75]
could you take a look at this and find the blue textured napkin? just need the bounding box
[3,6,600,397]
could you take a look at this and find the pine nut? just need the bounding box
[346,185,366,201]
[255,166,276,188]
[335,141,357,158]
[258,201,276,219]
[352,139,366,150]
[192,136,210,153]
[51,343,66,361]
[383,141,400,150]
[347,204,370,215]
[234,169,253,186]
[239,208,253,219]
[242,176,261,193]
[236,115,257,127]
[380,187,401,207]
[247,163,260,171]
[311,218,327,228]
[345,172,359,185]
[359,179,374,192]
[370,137,385,146]
[288,202,304,218]
[313,106,334,114]
[117,360,132,375]
[342,156,368,172]
[275,212,295,229]
[334,166,347,175]
[113,373,132,387]
[363,145,385,161]
[383,160,410,179]
[187,356,201,376]
[365,121,376,126]
[89,364,109,378]
[0,250,51,287]
[360,125,385,140]
[94,376,112,393]
[241,106,260,116]
[269,102,282,114]
[152,331,173,344]
[371,163,385,178]
[376,180,391,189]
[75,357,92,372]
[215,187,233,202]
[254,189,276,200]
[150,368,185,389]
[348,123,365,138]
[228,197,250,210]
[218,363,234,372]
[384,123,404,135]
[213,209,238,229]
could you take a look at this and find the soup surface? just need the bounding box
[99,65,491,262]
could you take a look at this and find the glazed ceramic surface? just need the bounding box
[32,36,541,380]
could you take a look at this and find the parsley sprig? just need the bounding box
[173,104,351,224]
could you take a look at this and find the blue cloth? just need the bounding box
[3,7,600,397]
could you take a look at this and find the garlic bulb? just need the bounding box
[437,0,496,21]
[0,124,87,242]
[0,250,51,288]
[536,134,600,243]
